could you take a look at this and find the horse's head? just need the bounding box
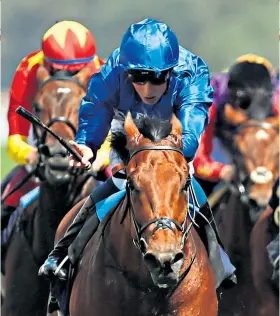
[33,65,92,185]
[232,116,279,221]
[114,113,191,288]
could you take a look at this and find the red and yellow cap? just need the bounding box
[236,54,273,72]
[42,20,97,71]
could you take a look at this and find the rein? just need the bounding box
[2,72,83,204]
[125,145,197,297]
[230,121,279,207]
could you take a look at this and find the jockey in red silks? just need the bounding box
[193,54,279,195]
[2,21,106,213]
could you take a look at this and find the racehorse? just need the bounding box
[1,65,100,316]
[55,113,218,316]
[250,195,279,316]
[213,116,279,316]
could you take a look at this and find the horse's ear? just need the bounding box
[169,114,182,145]
[124,112,142,145]
[73,67,92,88]
[224,103,248,125]
[170,114,182,136]
[36,65,50,85]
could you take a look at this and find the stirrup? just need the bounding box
[54,255,69,277]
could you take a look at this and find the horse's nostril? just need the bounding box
[144,253,160,270]
[144,251,184,271]
[173,251,184,264]
[248,198,259,209]
[38,144,51,157]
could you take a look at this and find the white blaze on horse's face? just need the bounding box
[250,166,273,184]
[57,87,71,94]
[255,130,270,141]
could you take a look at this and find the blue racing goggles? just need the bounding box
[127,69,171,85]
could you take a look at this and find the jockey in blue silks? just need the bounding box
[39,18,236,286]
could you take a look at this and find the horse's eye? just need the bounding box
[127,179,140,192]
[128,179,136,191]
[182,177,191,191]
[33,102,42,113]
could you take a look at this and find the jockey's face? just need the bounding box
[128,69,171,105]
[132,81,167,105]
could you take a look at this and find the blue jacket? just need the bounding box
[75,46,213,160]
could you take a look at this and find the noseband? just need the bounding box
[231,121,279,206]
[33,71,83,146]
[126,145,197,293]
[32,71,85,180]
[2,72,84,203]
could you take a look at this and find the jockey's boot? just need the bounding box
[38,177,121,281]
[38,196,95,280]
[199,201,237,286]
[199,201,223,244]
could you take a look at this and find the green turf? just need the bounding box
[1,147,16,180]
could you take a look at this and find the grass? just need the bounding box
[1,147,16,180]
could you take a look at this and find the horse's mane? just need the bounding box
[111,115,172,165]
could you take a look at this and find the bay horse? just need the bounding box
[56,113,218,316]
[1,65,100,316]
[213,116,279,316]
[250,202,279,316]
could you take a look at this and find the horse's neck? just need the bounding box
[89,200,204,295]
[219,192,250,258]
[33,178,85,259]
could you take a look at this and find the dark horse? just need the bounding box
[250,189,279,316]
[213,116,279,316]
[1,65,99,316]
[56,113,218,316]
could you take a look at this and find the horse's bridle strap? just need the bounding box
[129,145,184,161]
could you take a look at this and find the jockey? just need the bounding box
[193,54,279,194]
[39,18,236,283]
[1,20,109,227]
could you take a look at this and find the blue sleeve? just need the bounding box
[74,50,120,156]
[175,56,213,160]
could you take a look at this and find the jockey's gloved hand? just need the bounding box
[69,140,94,170]
[220,165,235,182]
[26,147,38,165]
[38,256,68,281]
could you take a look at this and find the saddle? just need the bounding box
[1,187,40,273]
[2,166,38,208]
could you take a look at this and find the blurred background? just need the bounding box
[1,0,278,178]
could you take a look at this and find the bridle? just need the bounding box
[125,145,197,295]
[1,71,84,203]
[229,121,279,207]
[33,70,83,147]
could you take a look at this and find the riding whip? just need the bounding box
[16,106,91,169]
